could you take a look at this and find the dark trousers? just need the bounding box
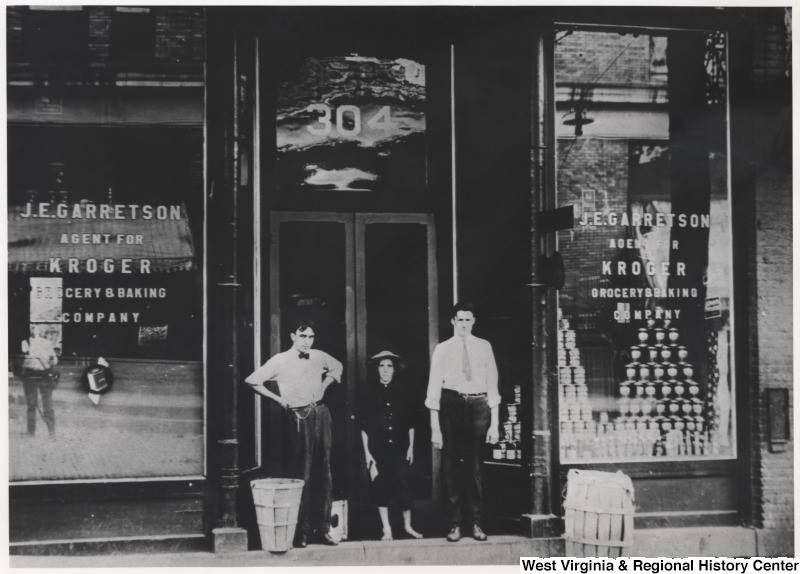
[288,403,333,536]
[440,389,490,527]
[23,375,55,436]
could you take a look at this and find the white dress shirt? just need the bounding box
[425,334,500,409]
[245,348,343,408]
[24,336,58,371]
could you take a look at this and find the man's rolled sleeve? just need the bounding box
[245,357,277,388]
[321,352,343,382]
[485,341,501,409]
[424,344,444,410]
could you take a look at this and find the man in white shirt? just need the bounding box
[426,302,500,542]
[245,319,343,548]
[21,332,59,437]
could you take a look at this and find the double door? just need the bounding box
[260,211,440,538]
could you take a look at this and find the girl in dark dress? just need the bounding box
[360,351,423,540]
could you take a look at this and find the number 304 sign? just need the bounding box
[306,104,395,137]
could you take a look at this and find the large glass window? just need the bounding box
[7,127,204,481]
[554,28,735,463]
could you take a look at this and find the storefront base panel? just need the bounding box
[630,526,784,557]
[9,480,207,551]
[635,511,740,529]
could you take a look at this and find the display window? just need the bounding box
[554,28,735,463]
[7,126,205,481]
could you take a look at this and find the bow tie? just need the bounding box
[298,352,310,360]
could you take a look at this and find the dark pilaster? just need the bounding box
[206,10,248,552]
[522,25,561,538]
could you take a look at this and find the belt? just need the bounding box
[444,389,487,398]
[289,401,320,431]
[290,401,320,412]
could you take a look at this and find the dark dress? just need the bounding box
[359,379,415,509]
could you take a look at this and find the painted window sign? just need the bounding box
[276,55,427,192]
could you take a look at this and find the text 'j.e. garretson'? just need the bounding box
[19,201,184,275]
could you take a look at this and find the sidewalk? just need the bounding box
[10,526,781,567]
[10,536,561,567]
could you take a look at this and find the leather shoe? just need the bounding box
[472,524,488,541]
[446,525,461,542]
[321,532,339,546]
[294,532,308,548]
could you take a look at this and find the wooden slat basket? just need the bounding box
[251,478,305,553]
[563,469,635,557]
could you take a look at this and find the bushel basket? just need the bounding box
[251,478,304,553]
[563,469,634,557]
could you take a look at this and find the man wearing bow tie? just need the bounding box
[426,302,500,542]
[245,319,343,547]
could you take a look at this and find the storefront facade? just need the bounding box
[7,5,793,557]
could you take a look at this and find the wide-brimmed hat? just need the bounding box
[369,350,404,369]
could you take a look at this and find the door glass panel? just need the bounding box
[275,55,427,193]
[273,220,349,496]
[363,221,431,497]
[554,28,735,462]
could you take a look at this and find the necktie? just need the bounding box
[462,339,472,382]
[298,352,310,360]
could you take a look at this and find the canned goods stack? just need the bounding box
[557,316,596,461]
[492,439,521,461]
[578,316,718,460]
[557,310,723,461]
[491,384,523,461]
[616,317,713,458]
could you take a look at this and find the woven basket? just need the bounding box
[251,478,305,553]
[563,469,634,557]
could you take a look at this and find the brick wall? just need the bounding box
[753,110,793,531]
[734,9,794,537]
[556,138,630,331]
[751,8,791,88]
[555,30,663,86]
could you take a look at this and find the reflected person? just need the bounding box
[20,332,59,438]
